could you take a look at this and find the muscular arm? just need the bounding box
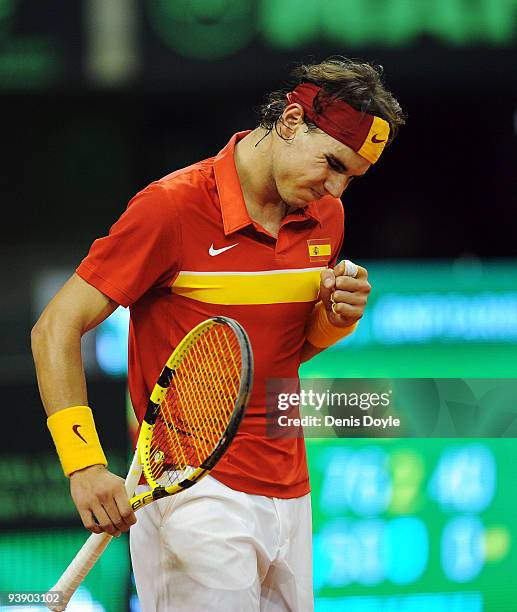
[31,273,118,412]
[31,273,136,535]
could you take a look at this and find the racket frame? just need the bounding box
[131,316,253,510]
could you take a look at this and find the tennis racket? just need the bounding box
[47,316,253,611]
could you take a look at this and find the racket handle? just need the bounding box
[47,532,113,611]
[46,450,142,611]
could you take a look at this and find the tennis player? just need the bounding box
[32,57,404,611]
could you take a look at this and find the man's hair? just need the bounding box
[257,57,406,146]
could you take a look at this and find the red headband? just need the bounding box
[286,83,390,164]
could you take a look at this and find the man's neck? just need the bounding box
[234,129,287,237]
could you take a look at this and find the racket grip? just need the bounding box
[47,532,113,611]
[46,450,142,611]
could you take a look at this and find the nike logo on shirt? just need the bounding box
[209,243,239,256]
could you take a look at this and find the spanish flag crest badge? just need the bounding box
[307,238,331,262]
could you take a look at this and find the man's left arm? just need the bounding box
[301,260,371,362]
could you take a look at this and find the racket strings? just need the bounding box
[185,329,240,450]
[195,332,239,440]
[147,324,242,487]
[173,337,229,459]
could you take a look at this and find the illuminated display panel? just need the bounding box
[308,438,516,611]
[300,260,517,379]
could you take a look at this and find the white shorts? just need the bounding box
[130,475,313,612]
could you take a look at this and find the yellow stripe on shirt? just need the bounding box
[171,268,323,305]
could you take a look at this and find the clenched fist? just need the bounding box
[318,259,371,328]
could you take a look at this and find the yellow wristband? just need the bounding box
[47,405,107,477]
[306,301,358,348]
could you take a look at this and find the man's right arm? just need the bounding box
[31,273,136,536]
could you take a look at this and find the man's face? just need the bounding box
[271,120,371,209]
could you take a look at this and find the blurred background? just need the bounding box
[1,1,516,610]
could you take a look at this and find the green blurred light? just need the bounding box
[259,0,516,50]
[259,0,320,49]
[0,0,63,90]
[484,526,511,561]
[147,0,256,60]
[1,530,130,612]
[0,453,126,522]
[389,449,425,514]
[0,0,17,25]
[0,39,62,89]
